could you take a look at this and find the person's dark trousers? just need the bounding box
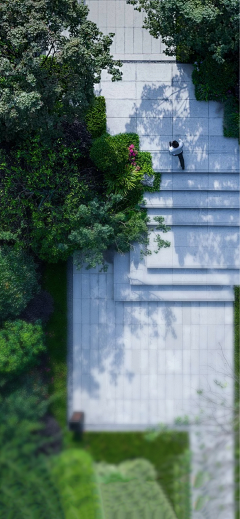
[178,152,184,170]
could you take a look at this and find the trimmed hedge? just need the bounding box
[51,449,102,519]
[85,96,107,139]
[192,56,237,102]
[0,246,40,324]
[223,95,240,140]
[96,459,178,519]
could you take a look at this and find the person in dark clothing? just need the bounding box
[169,140,185,170]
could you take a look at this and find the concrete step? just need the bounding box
[114,283,234,302]
[146,226,240,269]
[147,208,240,226]
[129,250,240,286]
[160,173,239,191]
[142,191,239,209]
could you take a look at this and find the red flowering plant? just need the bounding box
[128,144,141,171]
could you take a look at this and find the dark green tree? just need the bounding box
[126,0,239,64]
[0,0,122,144]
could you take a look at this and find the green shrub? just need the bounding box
[223,95,240,140]
[0,246,40,324]
[137,150,155,176]
[90,132,139,176]
[96,459,178,519]
[85,96,107,138]
[0,384,64,519]
[0,319,46,381]
[51,449,101,519]
[192,56,237,102]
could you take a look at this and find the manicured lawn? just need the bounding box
[42,261,68,428]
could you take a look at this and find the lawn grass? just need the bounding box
[234,286,240,519]
[42,261,68,428]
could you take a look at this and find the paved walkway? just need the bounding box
[70,2,239,517]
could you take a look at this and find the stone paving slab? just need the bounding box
[114,283,234,301]
[159,173,239,191]
[147,208,240,226]
[143,191,239,208]
[129,263,240,287]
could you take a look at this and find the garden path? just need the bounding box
[69,2,240,517]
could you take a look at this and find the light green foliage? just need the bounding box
[137,151,155,177]
[85,96,107,138]
[95,459,178,519]
[127,0,239,64]
[71,195,150,270]
[0,246,40,323]
[192,56,237,102]
[0,319,46,380]
[0,385,64,519]
[52,449,102,519]
[0,0,122,143]
[223,95,240,140]
[172,450,192,519]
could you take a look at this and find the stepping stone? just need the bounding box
[142,191,239,209]
[114,283,234,302]
[147,208,240,226]
[160,173,239,191]
[146,226,240,269]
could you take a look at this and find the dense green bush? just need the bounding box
[85,96,107,138]
[0,384,64,519]
[223,95,240,140]
[90,132,140,176]
[192,56,237,102]
[0,319,46,381]
[52,449,101,519]
[0,246,40,324]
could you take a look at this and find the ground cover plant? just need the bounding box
[0,245,40,325]
[42,261,68,428]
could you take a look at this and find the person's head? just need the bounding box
[172,140,179,148]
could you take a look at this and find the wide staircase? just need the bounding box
[114,171,240,301]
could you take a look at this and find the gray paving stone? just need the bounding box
[173,99,208,118]
[173,116,209,136]
[129,266,240,286]
[159,173,239,191]
[136,63,173,82]
[143,191,239,208]
[107,117,137,134]
[209,153,240,172]
[137,117,173,136]
[114,283,234,301]
[147,208,240,226]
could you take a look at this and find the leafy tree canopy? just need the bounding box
[0,0,122,143]
[127,0,239,63]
